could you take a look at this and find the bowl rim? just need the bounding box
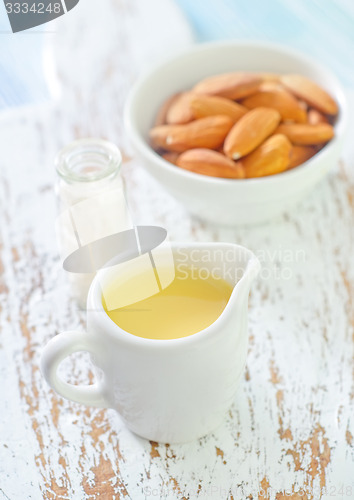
[124,40,348,187]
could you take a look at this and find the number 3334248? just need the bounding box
[5,3,62,14]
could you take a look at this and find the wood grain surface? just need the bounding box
[0,1,353,498]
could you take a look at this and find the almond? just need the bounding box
[307,109,329,125]
[193,72,261,100]
[298,100,308,111]
[241,88,307,123]
[257,72,280,83]
[224,107,281,160]
[241,134,292,178]
[166,92,196,124]
[190,95,247,122]
[176,149,245,179]
[275,123,334,145]
[162,152,180,165]
[258,81,286,92]
[149,115,234,153]
[154,93,181,126]
[288,145,318,169]
[280,74,338,115]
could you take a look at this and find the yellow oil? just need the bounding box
[102,266,233,340]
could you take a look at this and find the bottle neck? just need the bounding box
[55,138,122,184]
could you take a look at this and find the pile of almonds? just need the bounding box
[149,72,338,179]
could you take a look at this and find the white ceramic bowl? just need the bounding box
[124,41,348,225]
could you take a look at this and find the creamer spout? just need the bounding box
[231,251,261,302]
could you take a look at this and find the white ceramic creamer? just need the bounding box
[41,242,260,443]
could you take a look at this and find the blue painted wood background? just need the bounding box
[0,0,353,109]
[174,0,354,86]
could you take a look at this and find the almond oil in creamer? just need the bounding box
[103,266,233,340]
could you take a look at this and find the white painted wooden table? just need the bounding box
[0,1,353,498]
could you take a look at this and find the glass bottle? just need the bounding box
[55,138,129,308]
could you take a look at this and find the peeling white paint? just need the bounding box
[0,0,353,498]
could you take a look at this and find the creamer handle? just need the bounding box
[40,331,107,408]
